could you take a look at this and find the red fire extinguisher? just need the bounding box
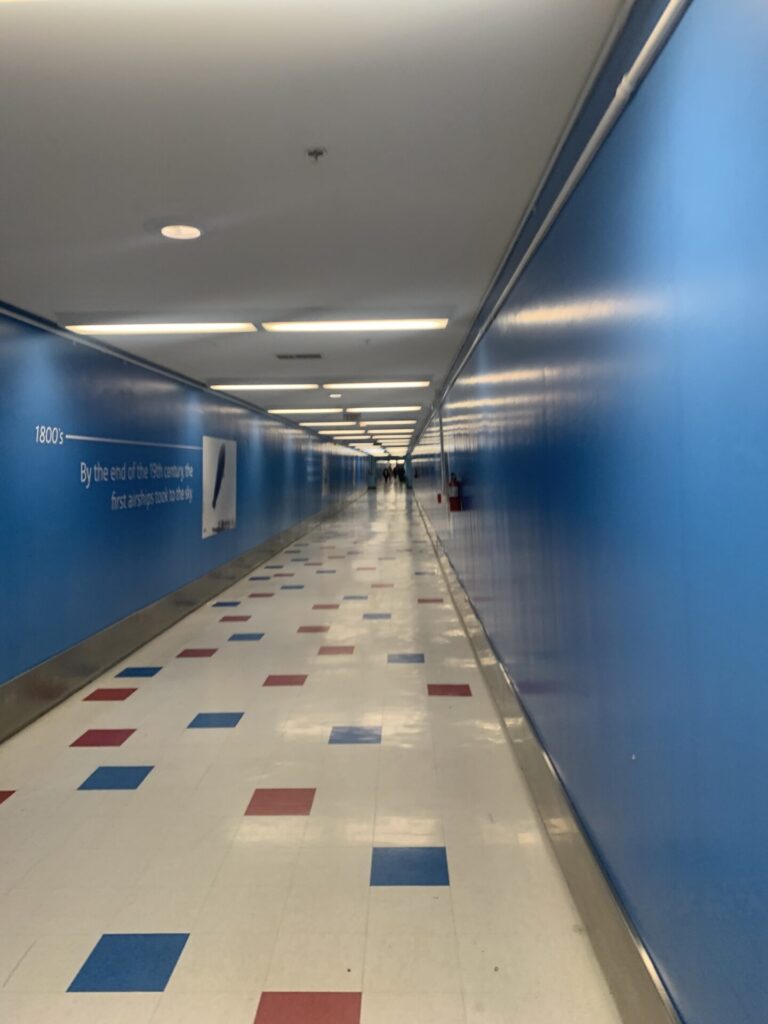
[448,473,462,512]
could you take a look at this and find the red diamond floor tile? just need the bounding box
[254,992,361,1024]
[71,728,136,747]
[263,674,307,687]
[83,688,137,702]
[427,684,473,697]
[245,787,316,815]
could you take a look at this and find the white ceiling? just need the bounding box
[0,0,626,435]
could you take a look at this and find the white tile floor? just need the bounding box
[0,488,622,1023]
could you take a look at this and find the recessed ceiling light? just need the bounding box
[262,319,448,332]
[267,408,336,415]
[359,419,417,426]
[323,381,429,390]
[320,431,369,437]
[299,421,356,428]
[210,383,318,391]
[67,322,256,336]
[160,224,202,240]
[345,406,421,413]
[329,393,342,399]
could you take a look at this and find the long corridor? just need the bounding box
[0,489,620,1024]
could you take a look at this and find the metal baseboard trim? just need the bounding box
[0,489,366,745]
[415,498,682,1024]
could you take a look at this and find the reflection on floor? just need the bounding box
[0,488,622,1023]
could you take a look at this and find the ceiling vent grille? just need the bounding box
[275,353,322,360]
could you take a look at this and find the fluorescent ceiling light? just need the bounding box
[323,381,429,390]
[268,408,336,415]
[262,319,448,333]
[359,419,417,426]
[345,406,421,413]
[211,383,318,391]
[160,224,202,240]
[299,421,356,428]
[329,393,342,399]
[320,431,369,437]
[67,322,256,336]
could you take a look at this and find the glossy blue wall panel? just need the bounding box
[421,2,768,1022]
[0,312,364,687]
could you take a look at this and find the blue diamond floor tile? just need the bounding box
[343,595,368,601]
[317,570,336,574]
[388,653,425,664]
[370,846,450,886]
[281,585,304,590]
[250,576,271,581]
[228,632,265,642]
[364,613,391,620]
[116,667,161,678]
[329,725,382,745]
[187,712,243,729]
[265,564,283,569]
[79,766,154,790]
[213,601,240,608]
[68,933,189,992]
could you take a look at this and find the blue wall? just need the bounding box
[415,2,768,1022]
[0,310,365,688]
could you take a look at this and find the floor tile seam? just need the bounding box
[360,644,388,964]
[0,937,37,990]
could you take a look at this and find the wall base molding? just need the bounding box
[0,490,365,744]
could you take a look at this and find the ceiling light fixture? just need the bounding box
[210,383,318,391]
[323,381,430,390]
[267,408,336,415]
[299,421,355,428]
[67,322,256,336]
[160,224,202,240]
[345,406,421,413]
[320,431,369,437]
[359,419,417,426]
[329,393,342,399]
[262,319,448,333]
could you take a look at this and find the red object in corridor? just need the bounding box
[448,473,462,512]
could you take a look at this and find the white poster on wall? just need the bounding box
[202,435,237,538]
